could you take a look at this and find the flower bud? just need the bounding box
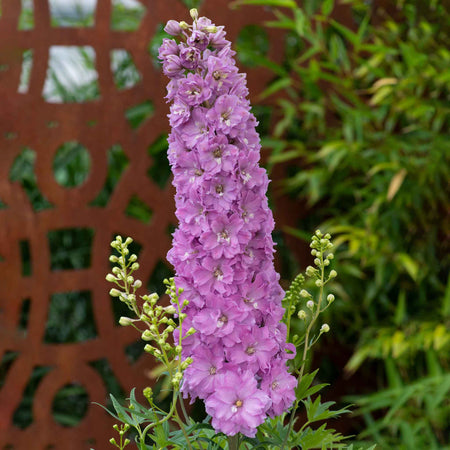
[131,262,139,271]
[109,255,118,263]
[124,237,133,246]
[164,305,177,314]
[320,323,330,333]
[109,288,121,297]
[164,19,182,36]
[298,310,307,320]
[142,330,153,341]
[133,279,142,288]
[327,294,335,302]
[315,279,323,287]
[190,8,198,20]
[329,270,337,278]
[300,289,310,298]
[179,21,189,30]
[314,258,321,266]
[205,25,217,33]
[119,316,133,326]
[306,300,314,310]
[105,273,116,282]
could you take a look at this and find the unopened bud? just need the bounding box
[105,273,116,282]
[205,25,217,33]
[179,21,189,30]
[190,8,198,20]
[315,279,323,287]
[306,300,314,310]
[320,323,330,333]
[142,330,153,341]
[109,288,121,297]
[164,19,182,36]
[298,310,307,320]
[143,386,153,400]
[124,237,133,246]
[119,316,133,326]
[133,279,142,288]
[300,289,310,298]
[329,270,337,278]
[327,294,335,302]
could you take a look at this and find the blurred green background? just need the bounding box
[1,0,449,448]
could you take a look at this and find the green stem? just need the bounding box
[228,434,239,450]
[281,258,325,450]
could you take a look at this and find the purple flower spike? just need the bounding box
[161,13,296,437]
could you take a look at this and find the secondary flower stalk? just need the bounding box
[160,9,296,437]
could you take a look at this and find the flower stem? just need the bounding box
[228,434,239,450]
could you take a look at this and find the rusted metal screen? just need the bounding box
[0,0,281,448]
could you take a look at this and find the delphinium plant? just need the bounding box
[99,9,368,450]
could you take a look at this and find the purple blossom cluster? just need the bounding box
[160,13,296,437]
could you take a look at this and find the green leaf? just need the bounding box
[321,0,334,16]
[259,77,291,100]
[395,252,419,281]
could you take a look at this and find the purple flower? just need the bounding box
[164,20,182,36]
[206,94,249,135]
[180,46,201,70]
[187,30,209,51]
[163,54,184,79]
[261,361,298,417]
[161,13,295,438]
[177,73,212,106]
[169,100,190,128]
[205,371,270,437]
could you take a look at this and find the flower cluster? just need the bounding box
[159,10,296,437]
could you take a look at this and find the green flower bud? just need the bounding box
[143,386,153,400]
[109,288,121,297]
[298,310,307,320]
[320,323,330,333]
[327,294,335,302]
[190,8,198,20]
[129,254,137,262]
[315,279,323,287]
[142,330,153,341]
[329,270,337,278]
[119,316,133,326]
[179,21,189,30]
[306,300,314,310]
[105,273,116,282]
[124,237,133,246]
[109,255,119,263]
[300,289,310,298]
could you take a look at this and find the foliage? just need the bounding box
[101,232,361,449]
[231,0,450,447]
